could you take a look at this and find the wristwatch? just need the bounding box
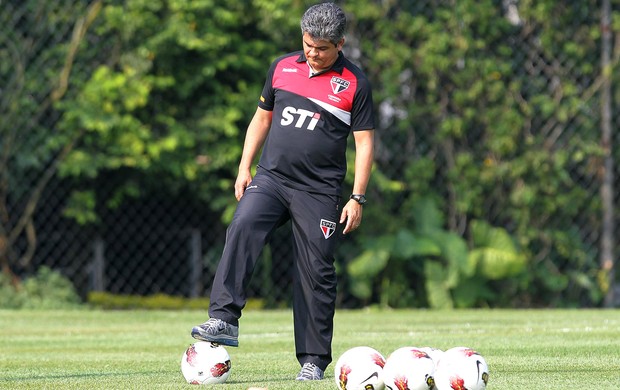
[350,194,367,205]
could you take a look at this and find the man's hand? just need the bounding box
[234,170,253,201]
[340,199,363,234]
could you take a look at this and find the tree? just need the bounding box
[1,0,615,308]
[340,0,611,307]
[0,0,304,283]
[0,0,102,284]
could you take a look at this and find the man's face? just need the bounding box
[302,32,344,73]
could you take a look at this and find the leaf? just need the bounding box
[469,249,527,280]
[347,249,390,279]
[393,229,442,259]
[452,277,495,308]
[469,220,527,279]
[424,260,453,309]
[471,219,516,251]
[62,190,98,225]
[426,229,469,282]
[347,249,390,301]
[349,277,373,301]
[411,197,444,233]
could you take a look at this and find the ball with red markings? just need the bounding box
[334,346,386,390]
[434,347,489,390]
[180,341,232,385]
[381,347,436,390]
[418,347,444,368]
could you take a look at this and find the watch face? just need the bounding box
[351,195,366,204]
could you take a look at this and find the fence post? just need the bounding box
[189,229,202,298]
[600,0,615,307]
[90,236,105,291]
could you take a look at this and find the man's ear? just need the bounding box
[336,38,345,51]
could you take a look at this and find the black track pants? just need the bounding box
[208,173,340,370]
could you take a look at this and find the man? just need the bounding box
[191,2,374,381]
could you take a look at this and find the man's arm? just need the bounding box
[235,107,273,201]
[340,129,374,234]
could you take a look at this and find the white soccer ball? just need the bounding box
[382,347,436,390]
[334,346,386,390]
[180,342,232,385]
[418,347,444,368]
[434,347,489,390]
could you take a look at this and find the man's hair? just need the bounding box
[300,2,346,46]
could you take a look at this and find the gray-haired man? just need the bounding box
[191,2,375,381]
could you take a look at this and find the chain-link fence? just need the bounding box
[2,0,619,307]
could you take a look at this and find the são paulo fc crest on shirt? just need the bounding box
[320,219,337,239]
[330,76,350,94]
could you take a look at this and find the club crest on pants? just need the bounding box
[320,219,336,239]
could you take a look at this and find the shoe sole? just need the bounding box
[191,327,239,347]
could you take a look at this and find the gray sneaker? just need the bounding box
[191,318,239,347]
[295,362,324,381]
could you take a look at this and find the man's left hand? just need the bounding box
[340,200,363,234]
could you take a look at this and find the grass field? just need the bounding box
[0,308,619,389]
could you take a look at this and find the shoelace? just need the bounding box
[203,319,224,332]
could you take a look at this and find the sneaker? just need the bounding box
[191,318,239,347]
[295,362,324,381]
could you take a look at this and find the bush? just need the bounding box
[0,266,84,309]
[87,291,265,311]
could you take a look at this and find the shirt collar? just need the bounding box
[296,51,345,76]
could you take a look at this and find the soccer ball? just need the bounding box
[180,341,232,385]
[382,347,436,390]
[418,347,444,367]
[434,347,489,390]
[334,346,386,390]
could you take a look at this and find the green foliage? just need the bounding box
[344,0,606,307]
[2,0,613,308]
[88,291,208,310]
[346,198,527,309]
[87,291,264,310]
[0,267,83,309]
[53,0,306,224]
[347,243,391,300]
[63,190,98,224]
[468,220,527,280]
[0,275,23,309]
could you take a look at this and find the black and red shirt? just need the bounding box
[256,50,374,195]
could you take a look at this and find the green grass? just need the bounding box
[1,308,619,389]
